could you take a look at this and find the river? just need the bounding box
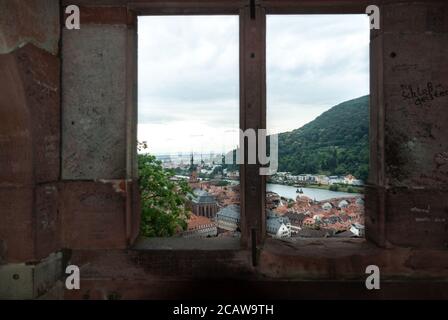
[267,183,361,201]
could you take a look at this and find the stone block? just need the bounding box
[33,252,64,298]
[364,185,386,247]
[60,181,127,249]
[0,52,34,186]
[381,34,448,187]
[0,44,60,186]
[129,180,141,245]
[381,2,448,34]
[62,25,128,180]
[16,45,61,184]
[0,183,59,265]
[0,262,34,299]
[0,187,35,262]
[35,184,60,259]
[0,0,60,55]
[386,188,448,248]
[0,252,63,300]
[68,6,130,25]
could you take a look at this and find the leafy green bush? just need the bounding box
[329,184,340,191]
[138,144,193,237]
[346,186,355,193]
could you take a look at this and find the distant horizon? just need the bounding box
[143,93,369,156]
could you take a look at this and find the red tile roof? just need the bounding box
[187,214,214,230]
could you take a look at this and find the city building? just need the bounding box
[285,212,306,227]
[322,202,333,210]
[182,214,217,238]
[329,176,344,185]
[188,169,201,189]
[227,170,239,179]
[338,199,350,209]
[190,189,218,218]
[266,211,291,238]
[350,223,365,237]
[216,204,240,231]
[315,175,330,185]
[266,191,281,209]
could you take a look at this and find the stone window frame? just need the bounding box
[64,0,378,251]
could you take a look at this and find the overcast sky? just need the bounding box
[138,15,369,155]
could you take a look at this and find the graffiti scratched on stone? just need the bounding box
[401,82,448,106]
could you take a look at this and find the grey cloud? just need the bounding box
[138,15,369,152]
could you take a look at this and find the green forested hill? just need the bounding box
[277,95,369,181]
